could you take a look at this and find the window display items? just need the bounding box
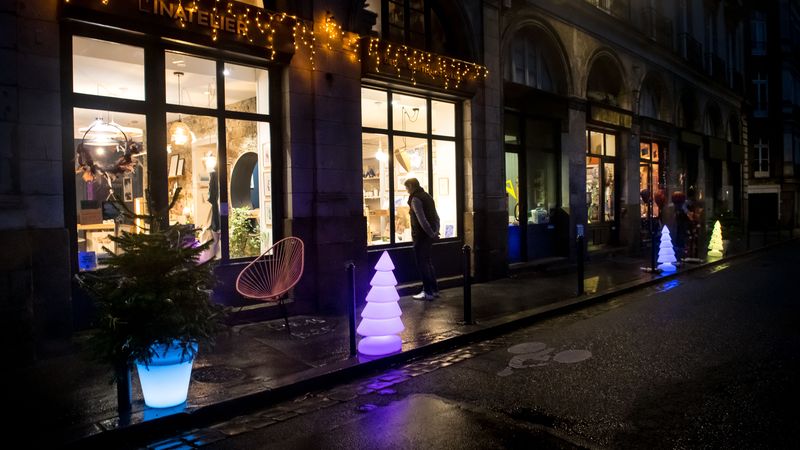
[357,251,404,356]
[76,119,139,183]
[657,225,677,273]
[708,220,724,257]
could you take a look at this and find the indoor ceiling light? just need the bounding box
[78,117,142,146]
[169,71,196,148]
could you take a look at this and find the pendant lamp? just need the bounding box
[169,71,195,148]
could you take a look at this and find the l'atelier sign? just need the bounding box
[64,0,284,50]
[137,0,247,36]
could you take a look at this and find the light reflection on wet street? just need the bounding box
[191,241,800,449]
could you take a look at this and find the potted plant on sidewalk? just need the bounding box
[76,188,224,412]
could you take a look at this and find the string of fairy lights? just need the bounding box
[63,0,488,89]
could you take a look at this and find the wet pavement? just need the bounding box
[7,231,795,448]
[153,238,800,449]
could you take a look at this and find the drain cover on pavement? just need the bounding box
[192,365,247,383]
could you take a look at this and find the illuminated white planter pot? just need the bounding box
[135,342,197,408]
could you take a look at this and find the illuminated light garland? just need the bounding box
[366,37,488,89]
[64,1,488,89]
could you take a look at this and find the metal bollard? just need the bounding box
[651,228,658,272]
[462,245,473,325]
[345,262,357,357]
[577,234,585,296]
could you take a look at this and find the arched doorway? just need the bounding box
[585,52,626,246]
[502,23,569,263]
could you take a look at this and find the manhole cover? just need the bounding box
[192,366,247,383]
[552,349,592,364]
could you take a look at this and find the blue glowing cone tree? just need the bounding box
[657,224,677,273]
[357,251,404,356]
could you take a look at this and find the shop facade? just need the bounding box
[497,1,747,262]
[2,0,752,361]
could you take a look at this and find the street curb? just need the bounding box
[67,238,796,449]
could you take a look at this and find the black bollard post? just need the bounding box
[115,361,132,414]
[462,245,473,325]
[576,226,585,296]
[345,262,357,357]
[651,227,658,272]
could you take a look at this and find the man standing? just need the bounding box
[404,178,440,300]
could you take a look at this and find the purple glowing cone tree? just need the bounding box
[657,224,677,273]
[357,251,404,356]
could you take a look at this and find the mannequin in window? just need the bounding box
[198,156,220,263]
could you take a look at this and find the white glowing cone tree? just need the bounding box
[657,225,677,273]
[708,220,724,257]
[357,251,404,356]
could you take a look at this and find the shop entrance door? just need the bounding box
[505,117,562,263]
[585,129,618,246]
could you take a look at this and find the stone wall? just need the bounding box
[0,0,71,363]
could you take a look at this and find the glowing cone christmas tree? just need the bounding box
[708,220,724,257]
[357,251,404,356]
[657,225,677,273]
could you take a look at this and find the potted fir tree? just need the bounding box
[77,188,224,411]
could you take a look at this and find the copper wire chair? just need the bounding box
[236,237,305,333]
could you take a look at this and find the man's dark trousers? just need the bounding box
[413,234,438,294]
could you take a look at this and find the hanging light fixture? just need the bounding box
[168,71,196,148]
[78,117,142,147]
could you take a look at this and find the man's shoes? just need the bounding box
[412,291,435,300]
[432,291,441,298]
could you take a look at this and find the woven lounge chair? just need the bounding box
[235,237,304,333]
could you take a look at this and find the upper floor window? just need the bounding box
[751,12,767,55]
[754,138,769,178]
[507,30,554,92]
[370,0,449,55]
[753,73,768,117]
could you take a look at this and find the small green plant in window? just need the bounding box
[230,206,261,258]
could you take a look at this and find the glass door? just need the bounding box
[505,152,521,262]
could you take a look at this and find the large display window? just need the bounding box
[586,130,616,224]
[70,33,276,269]
[361,86,459,246]
[639,140,666,241]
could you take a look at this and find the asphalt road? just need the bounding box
[193,241,800,449]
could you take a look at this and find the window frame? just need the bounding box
[585,128,618,225]
[361,84,463,248]
[754,138,770,178]
[753,72,769,117]
[63,22,283,274]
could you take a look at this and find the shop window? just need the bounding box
[74,108,147,268]
[525,120,558,214]
[73,37,144,100]
[586,130,616,224]
[226,119,272,258]
[225,63,269,114]
[361,87,458,246]
[70,34,275,268]
[165,112,219,259]
[165,52,216,109]
[639,141,666,240]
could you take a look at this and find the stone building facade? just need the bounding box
[1,0,750,362]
